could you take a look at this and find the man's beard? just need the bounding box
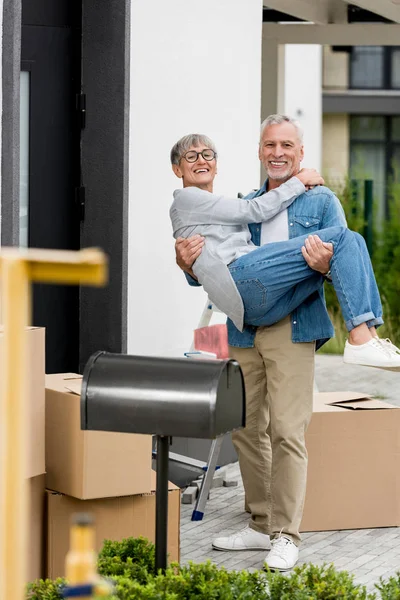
[265,165,293,181]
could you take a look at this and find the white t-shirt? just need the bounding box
[260,208,289,245]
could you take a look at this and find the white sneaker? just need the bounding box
[212,525,270,551]
[264,536,299,571]
[343,338,400,371]
[376,337,400,355]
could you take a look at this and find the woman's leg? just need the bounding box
[230,226,400,368]
[328,229,383,333]
[352,231,383,330]
[229,226,379,330]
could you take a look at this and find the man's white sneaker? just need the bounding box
[212,525,270,551]
[264,536,299,571]
[343,338,400,371]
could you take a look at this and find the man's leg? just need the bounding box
[259,316,315,570]
[230,342,271,534]
[212,340,272,551]
[212,317,314,560]
[260,317,315,543]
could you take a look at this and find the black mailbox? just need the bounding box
[80,351,245,571]
[81,352,245,438]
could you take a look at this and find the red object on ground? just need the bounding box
[193,324,229,359]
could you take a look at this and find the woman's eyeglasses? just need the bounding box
[182,149,217,163]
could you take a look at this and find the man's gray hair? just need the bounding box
[260,114,304,144]
[170,134,217,165]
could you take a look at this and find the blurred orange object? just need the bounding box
[193,324,229,359]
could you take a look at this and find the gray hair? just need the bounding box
[170,134,217,165]
[260,114,304,144]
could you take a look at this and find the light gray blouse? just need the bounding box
[170,176,305,331]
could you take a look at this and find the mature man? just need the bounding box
[175,114,346,571]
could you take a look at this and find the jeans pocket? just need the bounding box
[234,278,266,309]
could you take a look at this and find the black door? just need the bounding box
[21,1,82,373]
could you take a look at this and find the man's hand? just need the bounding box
[301,234,333,275]
[175,235,205,278]
[296,168,325,189]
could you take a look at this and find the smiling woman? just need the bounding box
[170,134,217,193]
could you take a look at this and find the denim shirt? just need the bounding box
[186,181,347,350]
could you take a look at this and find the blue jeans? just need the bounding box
[229,226,383,332]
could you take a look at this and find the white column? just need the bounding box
[260,36,286,182]
[261,39,285,118]
[128,0,263,356]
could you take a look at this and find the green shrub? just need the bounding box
[375,572,400,600]
[28,537,400,600]
[264,563,375,599]
[111,562,270,600]
[26,578,64,600]
[98,536,156,584]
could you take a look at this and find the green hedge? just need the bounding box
[26,536,400,599]
[321,179,400,354]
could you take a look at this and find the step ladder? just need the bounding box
[186,300,227,521]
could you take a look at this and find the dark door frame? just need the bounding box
[1,0,130,370]
[1,0,21,246]
[79,0,130,369]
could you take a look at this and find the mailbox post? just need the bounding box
[81,350,245,571]
[155,435,170,570]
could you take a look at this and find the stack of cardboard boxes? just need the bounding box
[44,373,180,578]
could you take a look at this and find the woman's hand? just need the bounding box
[296,168,325,189]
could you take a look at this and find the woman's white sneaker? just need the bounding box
[212,525,270,551]
[376,337,400,355]
[343,337,400,371]
[264,536,299,571]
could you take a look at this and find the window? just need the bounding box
[350,47,400,90]
[350,116,400,219]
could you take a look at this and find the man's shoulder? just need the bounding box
[295,185,338,209]
[302,185,337,199]
[294,184,346,225]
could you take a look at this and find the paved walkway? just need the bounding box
[180,354,400,592]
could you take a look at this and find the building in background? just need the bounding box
[323,43,400,219]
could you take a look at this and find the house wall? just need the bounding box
[128,0,263,356]
[322,46,350,185]
[322,113,349,186]
[323,45,349,90]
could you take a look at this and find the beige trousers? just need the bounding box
[230,316,315,546]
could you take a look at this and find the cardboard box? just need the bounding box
[301,391,400,532]
[27,474,46,582]
[46,471,180,579]
[0,327,45,478]
[45,373,153,499]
